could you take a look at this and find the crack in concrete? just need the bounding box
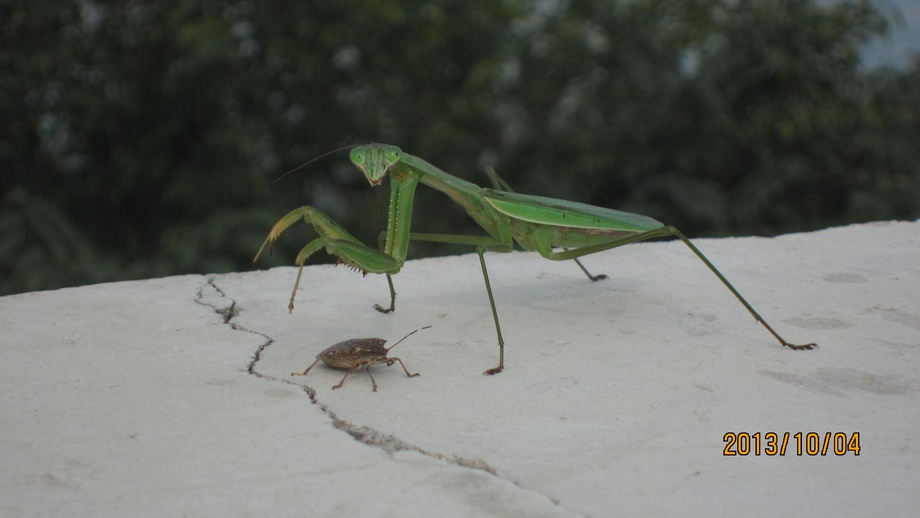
[294,383,501,477]
[194,276,273,376]
[197,274,568,513]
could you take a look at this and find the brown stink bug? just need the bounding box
[291,326,430,391]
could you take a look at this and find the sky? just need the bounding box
[862,0,920,68]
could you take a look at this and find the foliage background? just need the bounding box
[2,0,918,295]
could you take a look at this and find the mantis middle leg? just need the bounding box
[407,226,515,374]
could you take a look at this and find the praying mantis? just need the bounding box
[255,143,816,375]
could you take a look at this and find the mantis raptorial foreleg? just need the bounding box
[254,206,403,312]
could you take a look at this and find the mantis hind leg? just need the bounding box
[667,227,817,351]
[571,254,608,281]
[477,249,505,376]
[544,226,817,350]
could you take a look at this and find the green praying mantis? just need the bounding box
[255,143,816,375]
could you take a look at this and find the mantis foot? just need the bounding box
[373,303,394,314]
[374,274,397,314]
[784,342,818,350]
[483,365,503,376]
[573,257,607,282]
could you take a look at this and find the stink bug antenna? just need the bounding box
[386,326,432,352]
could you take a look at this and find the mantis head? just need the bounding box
[350,144,403,186]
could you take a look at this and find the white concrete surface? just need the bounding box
[1,221,918,517]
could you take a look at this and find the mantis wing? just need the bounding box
[481,189,664,233]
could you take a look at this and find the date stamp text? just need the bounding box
[723,432,860,456]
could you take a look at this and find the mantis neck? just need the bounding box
[399,153,483,213]
[388,152,508,249]
[383,153,483,264]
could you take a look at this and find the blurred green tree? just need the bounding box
[1,0,917,295]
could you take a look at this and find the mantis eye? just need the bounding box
[385,148,402,162]
[350,148,365,165]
